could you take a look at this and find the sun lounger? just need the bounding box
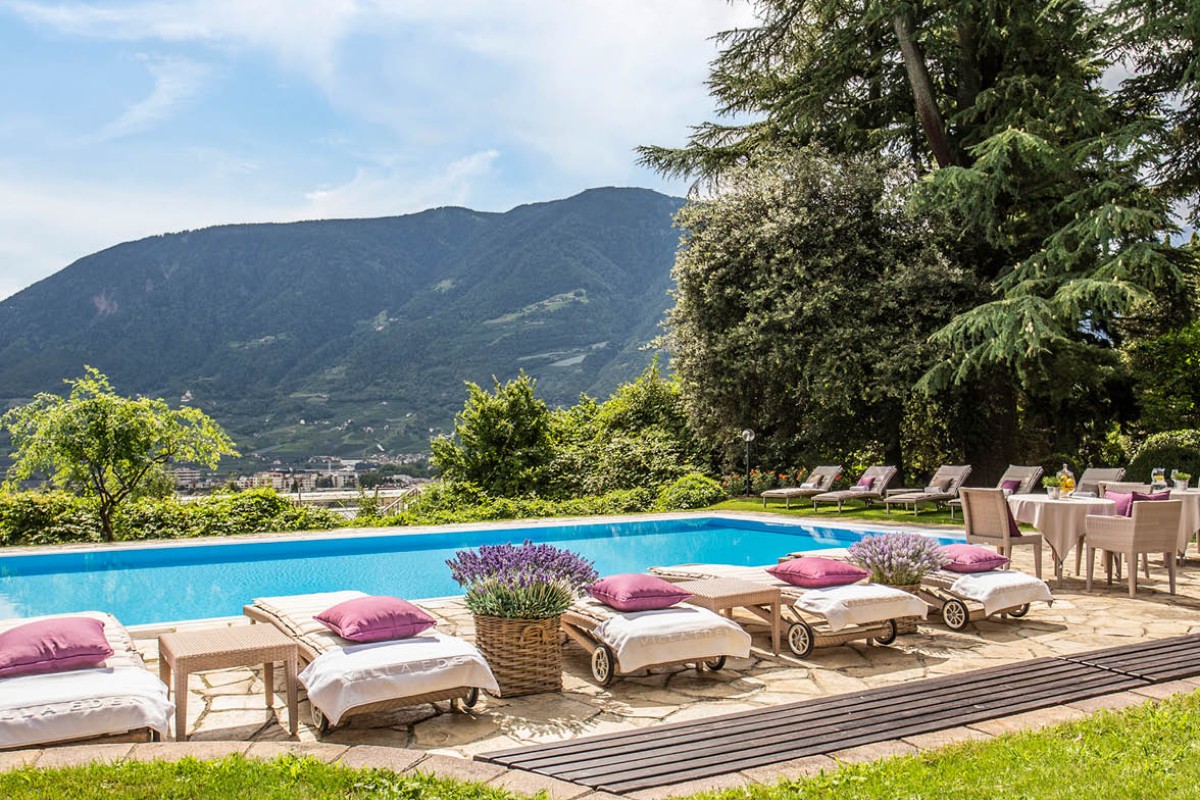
[649,564,927,658]
[1074,467,1126,497]
[0,612,173,750]
[761,466,843,508]
[883,465,972,515]
[562,598,751,686]
[948,465,1043,518]
[917,569,1053,631]
[244,590,498,732]
[811,465,898,512]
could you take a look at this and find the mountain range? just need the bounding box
[0,187,684,463]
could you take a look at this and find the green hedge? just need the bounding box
[350,483,660,527]
[1127,430,1200,485]
[0,488,342,547]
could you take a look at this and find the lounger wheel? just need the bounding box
[311,705,332,734]
[1009,603,1031,618]
[942,599,970,631]
[453,687,480,711]
[591,644,617,687]
[874,619,898,645]
[786,621,815,658]
[703,656,726,672]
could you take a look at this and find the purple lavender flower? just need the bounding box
[848,533,946,585]
[447,540,599,618]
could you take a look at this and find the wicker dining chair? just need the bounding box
[960,488,1044,579]
[1084,500,1183,597]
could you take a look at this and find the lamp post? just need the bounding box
[741,429,755,496]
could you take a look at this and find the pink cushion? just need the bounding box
[940,544,1009,574]
[0,617,114,678]
[590,574,691,611]
[1106,491,1134,517]
[1132,490,1171,506]
[855,476,876,489]
[767,557,868,589]
[315,596,436,642]
[1007,505,1023,538]
[1000,479,1022,492]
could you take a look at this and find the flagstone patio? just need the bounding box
[128,545,1200,760]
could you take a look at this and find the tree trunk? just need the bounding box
[960,375,1020,486]
[98,502,115,543]
[893,12,956,168]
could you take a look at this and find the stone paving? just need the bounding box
[9,515,1200,796]
[127,540,1200,764]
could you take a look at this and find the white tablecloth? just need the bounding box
[1172,490,1200,554]
[1007,493,1117,565]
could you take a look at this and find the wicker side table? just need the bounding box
[675,578,782,655]
[158,625,299,741]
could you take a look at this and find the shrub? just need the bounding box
[0,488,341,546]
[0,491,101,546]
[656,473,726,510]
[1126,430,1200,485]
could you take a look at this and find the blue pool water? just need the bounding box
[0,516,959,625]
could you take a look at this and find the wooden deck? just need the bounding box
[479,635,1200,794]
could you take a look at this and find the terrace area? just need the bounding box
[16,513,1187,798]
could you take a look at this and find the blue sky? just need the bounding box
[0,1,755,299]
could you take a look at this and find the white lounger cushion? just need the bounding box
[0,611,172,748]
[300,631,499,725]
[254,591,498,725]
[948,571,1053,616]
[582,599,751,673]
[651,563,929,631]
[794,584,929,632]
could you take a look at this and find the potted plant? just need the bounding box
[848,533,946,634]
[1042,475,1062,499]
[447,540,598,697]
[1175,472,1192,491]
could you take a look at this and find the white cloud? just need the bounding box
[301,149,500,219]
[4,0,361,82]
[91,55,212,141]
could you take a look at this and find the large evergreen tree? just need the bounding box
[641,0,1195,478]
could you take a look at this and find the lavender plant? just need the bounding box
[446,540,599,619]
[848,533,946,585]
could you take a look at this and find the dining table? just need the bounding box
[1172,489,1200,556]
[1006,493,1117,584]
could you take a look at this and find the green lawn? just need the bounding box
[4,692,1198,799]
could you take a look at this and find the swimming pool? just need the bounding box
[0,515,960,625]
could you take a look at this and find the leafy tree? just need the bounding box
[1,367,238,541]
[1110,0,1200,224]
[666,147,975,473]
[548,361,707,495]
[640,0,1195,478]
[430,373,554,496]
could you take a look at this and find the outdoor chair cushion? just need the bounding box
[767,557,868,589]
[927,477,954,493]
[940,544,1009,574]
[1105,491,1134,517]
[1000,479,1022,493]
[854,476,876,490]
[315,596,436,643]
[0,617,114,678]
[1131,490,1171,508]
[590,574,691,612]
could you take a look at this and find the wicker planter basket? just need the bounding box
[473,614,562,697]
[884,584,923,634]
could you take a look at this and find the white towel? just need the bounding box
[794,584,929,632]
[949,571,1053,617]
[0,667,173,748]
[299,630,498,725]
[592,602,751,673]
